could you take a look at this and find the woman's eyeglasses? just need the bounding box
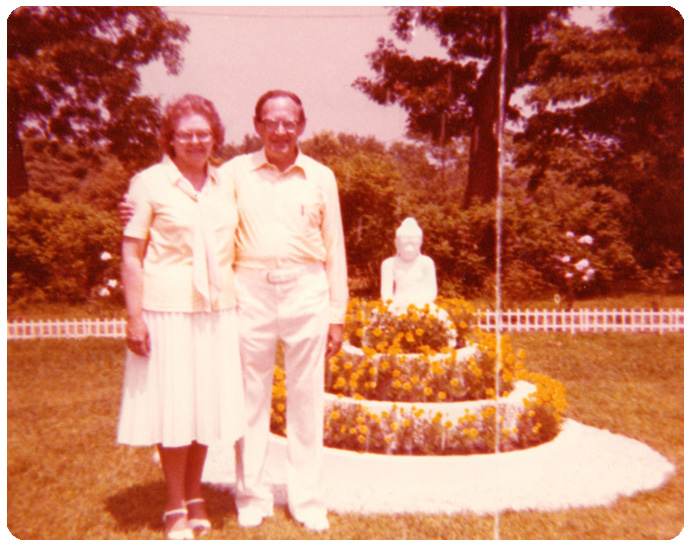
[175,130,213,143]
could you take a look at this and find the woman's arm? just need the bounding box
[121,236,150,357]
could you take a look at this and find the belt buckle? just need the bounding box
[267,270,293,283]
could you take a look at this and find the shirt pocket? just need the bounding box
[300,202,324,232]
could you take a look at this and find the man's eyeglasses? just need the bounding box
[260,119,300,133]
[175,130,213,143]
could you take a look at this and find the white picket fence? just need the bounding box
[474,308,684,334]
[6,308,684,340]
[7,318,127,340]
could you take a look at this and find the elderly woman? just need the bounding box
[117,95,244,539]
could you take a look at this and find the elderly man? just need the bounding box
[222,90,348,532]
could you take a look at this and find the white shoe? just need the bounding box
[294,510,329,532]
[238,507,271,528]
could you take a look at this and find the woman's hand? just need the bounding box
[126,315,151,357]
[122,236,149,357]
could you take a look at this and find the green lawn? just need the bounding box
[6,332,683,539]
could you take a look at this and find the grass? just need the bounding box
[6,332,684,540]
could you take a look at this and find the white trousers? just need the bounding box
[234,262,329,519]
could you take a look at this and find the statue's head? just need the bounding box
[395,218,423,262]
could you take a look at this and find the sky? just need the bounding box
[140,6,610,147]
[139,6,447,146]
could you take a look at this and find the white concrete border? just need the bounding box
[203,419,675,515]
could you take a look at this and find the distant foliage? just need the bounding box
[301,132,642,303]
[7,192,121,305]
[24,138,131,213]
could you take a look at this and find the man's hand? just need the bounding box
[118,196,135,226]
[325,323,344,360]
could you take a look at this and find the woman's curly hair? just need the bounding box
[158,94,225,158]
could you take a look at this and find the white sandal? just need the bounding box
[185,499,211,536]
[163,508,194,540]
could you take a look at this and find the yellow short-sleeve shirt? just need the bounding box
[124,156,238,312]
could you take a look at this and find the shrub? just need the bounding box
[7,191,121,305]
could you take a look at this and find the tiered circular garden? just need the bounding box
[271,297,568,456]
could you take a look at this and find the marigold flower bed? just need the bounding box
[270,298,568,455]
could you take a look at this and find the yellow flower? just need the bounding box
[403,382,412,391]
[385,436,392,444]
[390,422,399,432]
[359,425,368,434]
[277,403,285,412]
[415,328,424,337]
[373,327,383,337]
[356,416,365,424]
[344,361,353,370]
[470,428,479,438]
[330,411,340,420]
[445,420,453,429]
[402,419,410,428]
[349,427,357,435]
[450,378,459,387]
[357,435,365,444]
[424,387,433,396]
[392,379,401,389]
[437,391,447,400]
[405,332,415,343]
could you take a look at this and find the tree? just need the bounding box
[354,6,567,207]
[519,6,683,267]
[7,7,189,196]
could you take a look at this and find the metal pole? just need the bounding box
[494,6,508,541]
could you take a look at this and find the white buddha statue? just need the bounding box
[381,218,437,310]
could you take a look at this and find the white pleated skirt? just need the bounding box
[117,309,245,448]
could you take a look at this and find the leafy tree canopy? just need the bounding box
[354,6,568,206]
[7,6,189,194]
